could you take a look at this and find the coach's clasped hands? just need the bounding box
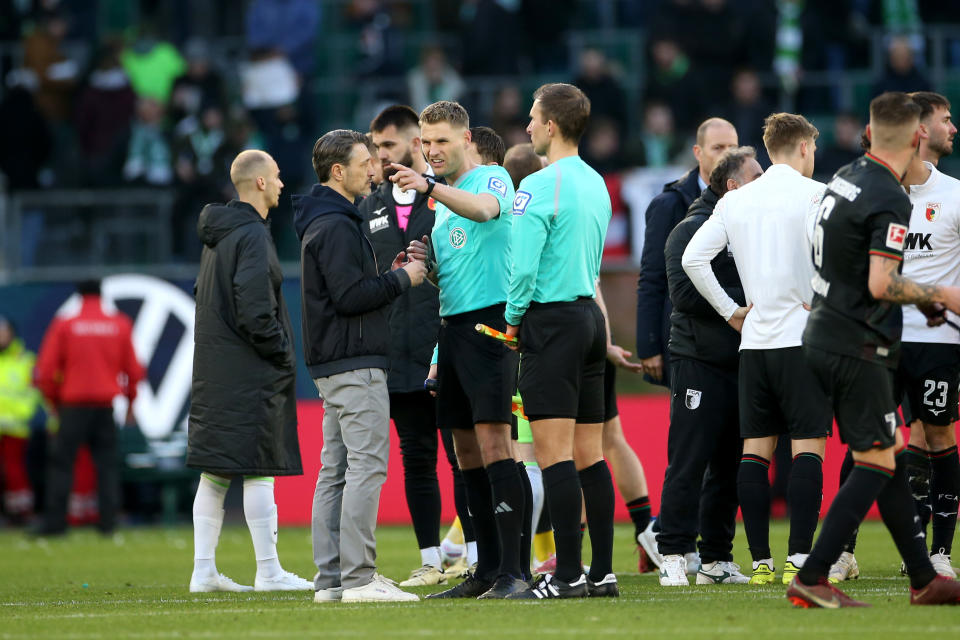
[390,250,427,286]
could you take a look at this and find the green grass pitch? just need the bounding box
[3,521,959,639]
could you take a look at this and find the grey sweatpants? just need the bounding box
[311,368,390,590]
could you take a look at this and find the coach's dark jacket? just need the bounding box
[293,184,411,380]
[635,168,702,386]
[188,200,302,476]
[664,187,744,372]
[359,181,440,394]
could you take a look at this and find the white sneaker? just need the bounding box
[696,560,750,584]
[341,573,420,602]
[930,549,957,578]
[254,570,314,591]
[684,551,701,575]
[636,519,663,569]
[659,554,689,586]
[189,572,254,593]
[828,551,860,584]
[313,586,344,602]
[399,565,447,587]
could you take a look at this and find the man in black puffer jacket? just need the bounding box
[188,150,311,594]
[294,129,427,604]
[654,146,763,586]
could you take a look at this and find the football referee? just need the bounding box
[501,83,614,599]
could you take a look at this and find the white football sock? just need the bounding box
[420,546,442,569]
[243,477,283,580]
[193,473,229,576]
[524,464,544,541]
[466,540,478,566]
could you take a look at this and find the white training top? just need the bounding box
[682,164,825,350]
[902,162,960,344]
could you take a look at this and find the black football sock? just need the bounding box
[877,451,938,590]
[580,460,615,580]
[461,466,499,581]
[929,445,960,556]
[838,449,859,553]
[517,461,534,580]
[787,453,824,556]
[626,495,652,539]
[798,464,889,586]
[451,466,476,543]
[486,459,526,579]
[737,454,772,561]
[535,497,552,534]
[905,444,933,537]
[542,461,583,583]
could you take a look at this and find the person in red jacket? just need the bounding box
[33,280,144,535]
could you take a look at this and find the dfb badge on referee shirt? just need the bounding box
[685,389,702,410]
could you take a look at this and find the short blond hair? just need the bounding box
[419,101,469,129]
[762,113,819,156]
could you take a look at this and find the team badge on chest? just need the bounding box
[925,202,940,222]
[449,227,467,249]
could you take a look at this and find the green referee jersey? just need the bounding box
[505,156,611,325]
[431,164,515,317]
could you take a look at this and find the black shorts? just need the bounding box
[897,342,960,427]
[804,345,899,451]
[518,298,606,423]
[738,347,832,440]
[604,360,618,422]
[436,304,519,430]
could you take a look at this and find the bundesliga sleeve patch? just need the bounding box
[487,176,508,197]
[512,191,531,215]
[886,223,907,251]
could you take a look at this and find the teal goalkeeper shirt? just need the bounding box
[431,164,515,317]
[505,156,611,325]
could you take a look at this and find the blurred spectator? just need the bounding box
[212,109,264,202]
[648,0,701,59]
[245,0,320,77]
[123,98,173,186]
[121,26,186,102]
[0,74,52,190]
[407,46,465,112]
[240,50,299,113]
[169,39,226,131]
[574,49,627,131]
[75,42,137,187]
[631,101,684,168]
[459,0,520,76]
[520,0,576,72]
[646,38,702,131]
[814,112,863,181]
[582,117,627,175]
[22,10,77,124]
[773,0,803,96]
[687,0,747,96]
[0,0,27,42]
[872,35,931,97]
[172,105,226,258]
[348,0,405,79]
[719,69,772,166]
[490,85,529,148]
[32,279,145,536]
[0,316,42,524]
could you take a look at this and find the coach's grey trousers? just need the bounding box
[311,368,390,590]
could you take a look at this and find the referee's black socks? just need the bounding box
[486,459,526,579]
[462,466,500,581]
[737,454,772,561]
[930,445,959,556]
[516,461,534,580]
[579,460,615,580]
[542,460,583,583]
[787,452,823,556]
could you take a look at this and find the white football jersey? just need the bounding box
[902,162,960,344]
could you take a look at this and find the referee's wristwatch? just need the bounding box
[421,174,436,197]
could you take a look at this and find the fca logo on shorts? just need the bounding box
[449,227,467,249]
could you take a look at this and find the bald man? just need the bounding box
[186,150,312,593]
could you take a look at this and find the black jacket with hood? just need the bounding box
[664,187,744,373]
[359,180,440,393]
[187,200,302,476]
[294,184,411,380]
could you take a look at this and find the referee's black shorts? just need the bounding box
[603,360,619,422]
[738,347,832,440]
[518,298,606,423]
[437,303,518,430]
[897,342,960,426]
[804,344,899,451]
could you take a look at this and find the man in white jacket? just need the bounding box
[681,113,831,586]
